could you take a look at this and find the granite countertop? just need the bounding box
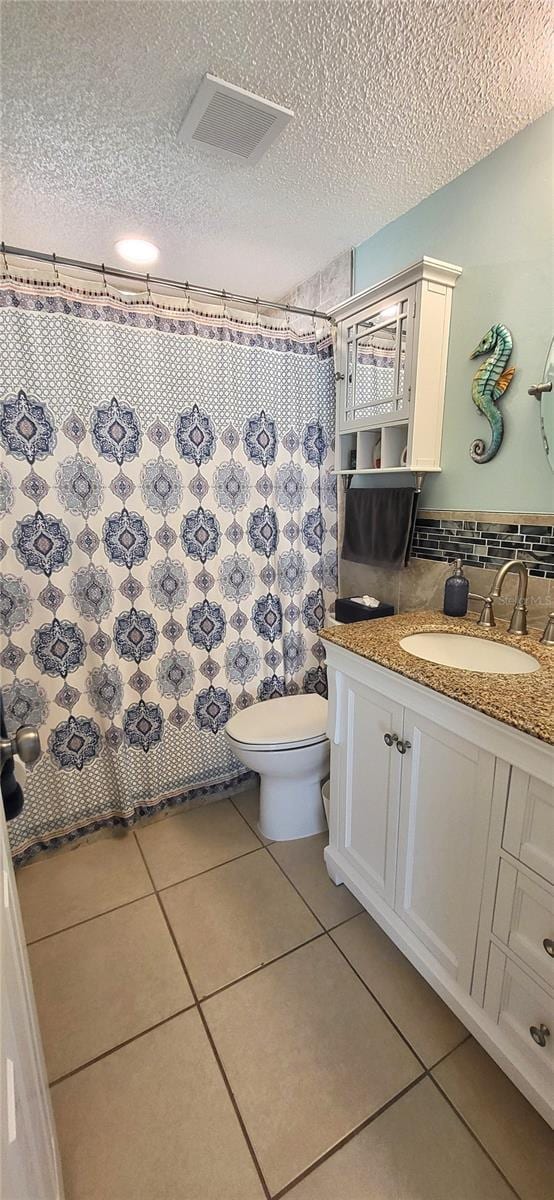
[321,610,554,745]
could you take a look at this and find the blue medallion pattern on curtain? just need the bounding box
[0,280,337,861]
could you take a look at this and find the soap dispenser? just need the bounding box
[443,558,469,617]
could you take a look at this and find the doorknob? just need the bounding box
[396,739,412,755]
[0,726,41,770]
[383,732,399,747]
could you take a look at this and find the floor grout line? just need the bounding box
[193,1003,272,1200]
[155,841,265,893]
[327,931,429,1072]
[272,1030,512,1199]
[429,1074,523,1200]
[49,1003,196,1088]
[19,795,264,946]
[24,888,156,946]
[428,1031,472,1072]
[262,847,329,932]
[34,817,524,1200]
[229,793,274,847]
[133,828,272,1200]
[229,797,362,938]
[199,930,327,1003]
[325,910,364,934]
[272,1073,427,1199]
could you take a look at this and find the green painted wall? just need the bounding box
[354,112,554,513]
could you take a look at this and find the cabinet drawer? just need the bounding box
[503,769,554,885]
[493,860,554,989]
[484,944,554,1085]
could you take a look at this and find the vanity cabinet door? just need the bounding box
[395,711,495,989]
[337,676,403,906]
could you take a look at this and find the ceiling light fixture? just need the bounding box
[115,238,159,266]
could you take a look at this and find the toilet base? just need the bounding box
[225,729,329,843]
[259,774,328,842]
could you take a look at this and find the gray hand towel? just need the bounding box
[342,486,418,569]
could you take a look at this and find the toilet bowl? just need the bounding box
[225,694,329,841]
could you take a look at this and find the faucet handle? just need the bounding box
[540,613,554,647]
[469,594,496,628]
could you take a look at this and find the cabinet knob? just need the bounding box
[529,1023,550,1047]
[384,733,399,747]
[396,739,412,755]
[543,938,554,958]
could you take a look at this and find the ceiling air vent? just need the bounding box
[178,74,293,164]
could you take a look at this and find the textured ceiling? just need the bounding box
[1,0,551,299]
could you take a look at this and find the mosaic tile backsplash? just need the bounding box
[412,517,554,579]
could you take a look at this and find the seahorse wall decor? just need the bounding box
[469,324,516,463]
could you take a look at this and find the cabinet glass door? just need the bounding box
[342,286,414,429]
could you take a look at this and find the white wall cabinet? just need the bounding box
[325,643,554,1126]
[328,257,461,477]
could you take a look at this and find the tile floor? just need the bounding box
[17,788,552,1200]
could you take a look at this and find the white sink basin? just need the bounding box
[399,632,540,675]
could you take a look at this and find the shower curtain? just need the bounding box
[0,273,337,862]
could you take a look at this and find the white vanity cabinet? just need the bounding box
[325,642,554,1125]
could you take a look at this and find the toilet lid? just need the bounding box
[226,694,328,749]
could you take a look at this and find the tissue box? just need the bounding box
[334,597,395,624]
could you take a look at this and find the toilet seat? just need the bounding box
[226,694,328,753]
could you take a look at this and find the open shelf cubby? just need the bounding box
[336,422,411,474]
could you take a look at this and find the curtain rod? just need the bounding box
[1,243,335,324]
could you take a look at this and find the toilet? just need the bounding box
[225,694,329,841]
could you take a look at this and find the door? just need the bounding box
[337,284,415,431]
[1,725,63,1200]
[395,710,495,989]
[337,676,403,905]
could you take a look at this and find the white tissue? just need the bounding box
[351,595,380,608]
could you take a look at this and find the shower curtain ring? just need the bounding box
[312,309,317,333]
[101,262,108,293]
[255,296,260,326]
[221,287,229,320]
[52,252,59,283]
[145,273,152,302]
[184,281,191,311]
[1,241,9,276]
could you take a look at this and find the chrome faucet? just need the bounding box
[474,557,529,636]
